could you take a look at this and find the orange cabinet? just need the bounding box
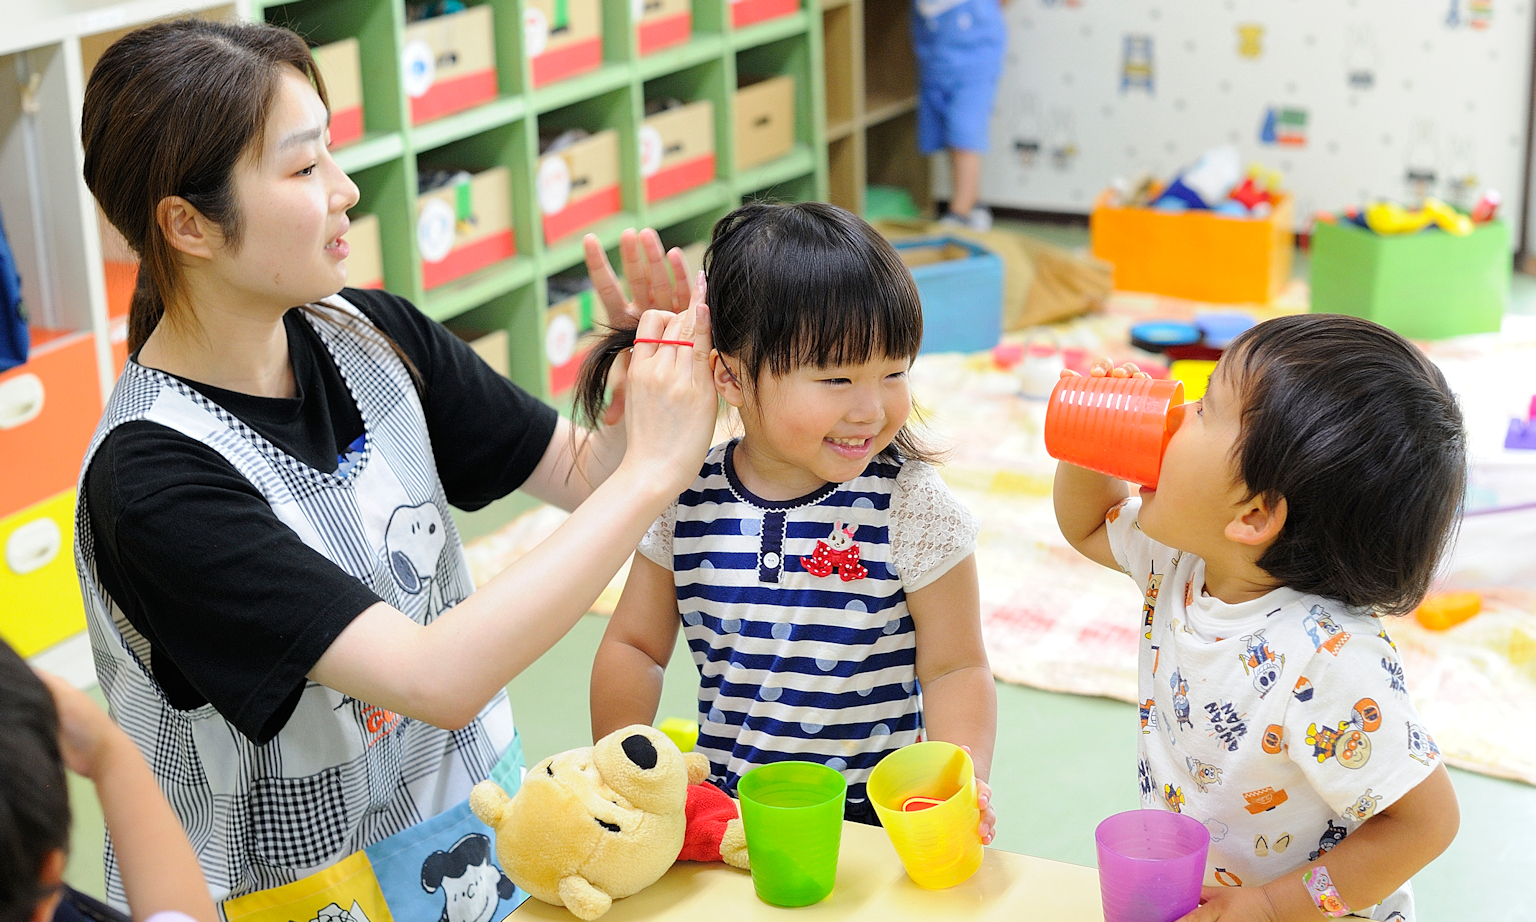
[0,331,103,519]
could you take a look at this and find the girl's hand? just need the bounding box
[621,278,718,496]
[584,229,695,426]
[1059,358,1150,380]
[36,669,126,781]
[1175,885,1282,922]
[977,778,996,845]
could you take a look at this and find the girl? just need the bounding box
[76,19,716,905]
[586,203,997,838]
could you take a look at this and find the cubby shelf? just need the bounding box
[820,0,926,216]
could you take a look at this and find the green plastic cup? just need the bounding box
[737,761,847,907]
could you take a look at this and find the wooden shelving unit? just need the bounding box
[819,0,927,216]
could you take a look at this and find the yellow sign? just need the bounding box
[1237,23,1264,59]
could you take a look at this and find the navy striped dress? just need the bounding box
[638,440,979,817]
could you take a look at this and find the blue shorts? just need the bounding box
[911,0,1006,155]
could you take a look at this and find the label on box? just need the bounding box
[417,199,457,263]
[545,312,578,365]
[537,156,573,214]
[525,7,550,57]
[401,40,436,98]
[632,0,644,20]
[639,125,665,177]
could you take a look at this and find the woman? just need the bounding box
[75,18,716,905]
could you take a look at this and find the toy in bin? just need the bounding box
[1044,374,1185,488]
[1415,591,1482,630]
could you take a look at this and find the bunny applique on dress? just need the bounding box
[801,520,868,581]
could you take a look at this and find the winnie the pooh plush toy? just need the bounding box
[469,724,748,920]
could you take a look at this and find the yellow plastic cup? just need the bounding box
[867,742,984,889]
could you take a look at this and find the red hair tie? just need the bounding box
[633,338,696,347]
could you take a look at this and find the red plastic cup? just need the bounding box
[1095,810,1210,922]
[1044,375,1185,487]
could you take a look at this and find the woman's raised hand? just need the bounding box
[584,228,695,425]
[620,272,718,496]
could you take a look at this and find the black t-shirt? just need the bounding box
[84,288,559,744]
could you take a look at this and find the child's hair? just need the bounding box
[574,201,937,463]
[0,641,70,922]
[1221,313,1466,614]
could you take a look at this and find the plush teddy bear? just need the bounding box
[469,724,748,921]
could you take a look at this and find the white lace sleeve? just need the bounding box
[636,500,680,569]
[890,461,979,592]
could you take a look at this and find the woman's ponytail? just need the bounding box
[127,265,165,354]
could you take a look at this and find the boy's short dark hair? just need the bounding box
[0,640,71,922]
[1224,313,1467,614]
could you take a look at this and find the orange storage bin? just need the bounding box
[0,331,102,519]
[1090,193,1294,304]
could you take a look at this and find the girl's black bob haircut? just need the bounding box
[0,639,70,922]
[1222,313,1467,615]
[575,201,938,463]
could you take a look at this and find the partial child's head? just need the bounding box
[82,19,358,352]
[576,202,935,482]
[1139,313,1466,614]
[0,642,70,922]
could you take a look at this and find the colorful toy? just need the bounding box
[1130,320,1202,353]
[736,761,846,907]
[1364,198,1473,237]
[658,716,699,753]
[866,742,984,890]
[1471,189,1502,223]
[1414,591,1482,631]
[469,724,749,920]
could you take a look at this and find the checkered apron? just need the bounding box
[73,295,516,906]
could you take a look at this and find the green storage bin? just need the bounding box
[1309,219,1510,340]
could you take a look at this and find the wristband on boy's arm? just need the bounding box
[1302,866,1351,917]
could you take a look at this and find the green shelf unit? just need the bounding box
[254,0,827,406]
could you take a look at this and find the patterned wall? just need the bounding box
[969,0,1534,240]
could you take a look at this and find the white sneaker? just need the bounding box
[938,206,993,233]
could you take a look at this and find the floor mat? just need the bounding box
[465,291,1536,788]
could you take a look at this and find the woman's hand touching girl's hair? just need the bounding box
[581,228,696,427]
[609,275,719,498]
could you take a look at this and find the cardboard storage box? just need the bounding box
[731,0,798,29]
[546,286,605,393]
[401,5,498,125]
[417,166,516,290]
[0,491,87,658]
[346,213,385,290]
[0,331,102,519]
[894,237,1003,355]
[526,0,602,88]
[538,130,622,244]
[734,75,795,171]
[641,100,715,203]
[1310,219,1509,340]
[313,38,364,148]
[1090,193,1294,304]
[638,0,691,55]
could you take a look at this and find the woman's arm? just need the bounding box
[1178,765,1459,922]
[38,672,218,922]
[590,554,683,741]
[311,306,717,730]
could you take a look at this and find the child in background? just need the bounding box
[1055,314,1462,921]
[585,202,996,839]
[0,640,216,922]
[912,0,1008,231]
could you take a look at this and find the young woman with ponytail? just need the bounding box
[75,17,716,905]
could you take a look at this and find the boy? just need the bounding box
[1055,315,1462,921]
[912,0,1008,231]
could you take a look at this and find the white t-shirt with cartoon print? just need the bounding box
[1107,498,1441,921]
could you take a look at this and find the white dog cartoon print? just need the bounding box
[385,503,447,602]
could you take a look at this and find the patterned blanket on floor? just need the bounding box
[466,291,1536,788]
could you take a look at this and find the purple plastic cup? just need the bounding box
[1095,810,1210,922]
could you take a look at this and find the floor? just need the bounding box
[60,222,1536,919]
